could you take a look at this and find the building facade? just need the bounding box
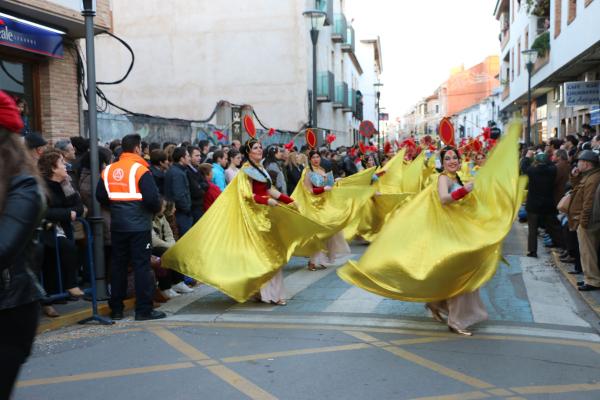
[495,0,600,143]
[451,88,503,139]
[94,0,378,147]
[402,56,499,138]
[0,0,111,141]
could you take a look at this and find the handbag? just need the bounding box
[557,192,571,214]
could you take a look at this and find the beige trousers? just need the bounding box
[577,225,600,287]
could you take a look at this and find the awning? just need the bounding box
[0,12,64,58]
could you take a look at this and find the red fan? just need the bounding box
[268,128,276,137]
[439,117,455,146]
[306,128,317,149]
[482,127,491,141]
[213,130,226,141]
[472,139,483,152]
[349,147,357,157]
[243,115,256,138]
[368,145,378,152]
[422,135,433,146]
[326,134,336,144]
[358,142,367,154]
[284,140,295,151]
[359,120,377,138]
[384,141,391,154]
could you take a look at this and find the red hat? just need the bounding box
[0,91,24,133]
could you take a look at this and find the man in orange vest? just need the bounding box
[96,134,165,321]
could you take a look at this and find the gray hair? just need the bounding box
[54,138,72,152]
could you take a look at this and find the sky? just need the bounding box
[345,0,500,120]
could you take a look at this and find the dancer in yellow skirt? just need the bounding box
[338,121,526,335]
[293,150,375,270]
[162,139,324,304]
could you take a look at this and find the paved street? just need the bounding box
[14,223,600,400]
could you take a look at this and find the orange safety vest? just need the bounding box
[102,152,150,201]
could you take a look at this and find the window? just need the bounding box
[555,0,562,37]
[568,0,577,24]
[0,58,36,133]
[517,40,521,75]
[435,105,439,114]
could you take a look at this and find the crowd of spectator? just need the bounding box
[25,132,385,318]
[520,124,600,292]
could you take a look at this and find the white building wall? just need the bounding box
[95,0,369,141]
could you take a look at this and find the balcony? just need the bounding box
[344,88,357,113]
[333,82,348,109]
[341,25,355,53]
[317,71,335,102]
[331,14,347,43]
[315,0,333,26]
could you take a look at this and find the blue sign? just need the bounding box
[0,13,64,58]
[591,106,600,126]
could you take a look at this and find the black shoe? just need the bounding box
[110,310,124,320]
[578,284,600,291]
[527,252,537,258]
[569,270,583,275]
[135,310,167,321]
[577,280,585,286]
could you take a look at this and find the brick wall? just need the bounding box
[38,43,80,141]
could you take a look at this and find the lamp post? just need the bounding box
[303,9,326,142]
[82,0,108,301]
[374,81,383,150]
[522,49,538,146]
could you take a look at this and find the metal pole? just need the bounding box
[82,1,108,299]
[376,94,380,150]
[310,29,319,141]
[526,66,532,146]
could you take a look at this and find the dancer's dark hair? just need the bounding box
[243,138,271,188]
[439,146,464,187]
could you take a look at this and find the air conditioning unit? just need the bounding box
[553,86,563,103]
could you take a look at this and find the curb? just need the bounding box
[551,251,600,317]
[37,298,136,334]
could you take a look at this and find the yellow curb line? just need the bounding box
[37,298,136,334]
[551,251,600,318]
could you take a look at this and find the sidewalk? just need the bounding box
[550,249,600,318]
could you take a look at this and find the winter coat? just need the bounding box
[42,178,84,247]
[79,168,112,245]
[568,167,600,230]
[0,175,46,310]
[520,157,557,215]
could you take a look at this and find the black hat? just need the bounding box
[25,132,47,149]
[577,150,599,163]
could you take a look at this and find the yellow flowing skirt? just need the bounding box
[338,121,527,302]
[292,167,375,256]
[162,173,325,302]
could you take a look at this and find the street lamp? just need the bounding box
[522,49,538,146]
[81,0,111,322]
[374,81,383,150]
[303,9,327,141]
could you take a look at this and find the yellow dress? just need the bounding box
[292,167,375,256]
[344,151,412,242]
[161,167,325,302]
[337,121,527,302]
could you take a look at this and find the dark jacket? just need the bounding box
[0,175,45,310]
[149,164,165,195]
[286,164,303,195]
[164,163,192,215]
[342,156,358,176]
[553,161,571,206]
[187,165,208,212]
[520,157,557,215]
[42,179,84,246]
[96,171,161,232]
[79,168,111,245]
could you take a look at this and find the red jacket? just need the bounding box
[203,182,221,211]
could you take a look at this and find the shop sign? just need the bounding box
[564,81,600,107]
[0,13,64,58]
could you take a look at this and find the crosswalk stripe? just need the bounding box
[324,286,384,313]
